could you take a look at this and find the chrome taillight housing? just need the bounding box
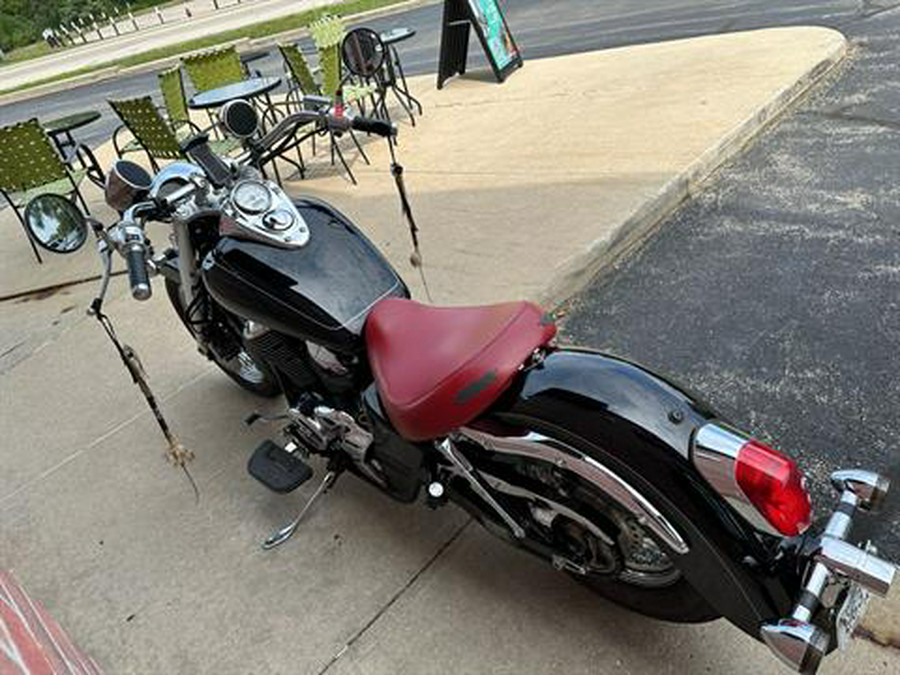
[692,423,812,537]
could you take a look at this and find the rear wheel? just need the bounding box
[165,278,280,397]
[480,454,720,623]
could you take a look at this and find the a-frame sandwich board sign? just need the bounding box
[437,0,523,89]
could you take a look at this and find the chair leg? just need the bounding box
[270,156,282,185]
[73,187,90,215]
[349,130,370,166]
[391,85,416,127]
[12,205,42,263]
[295,143,306,179]
[2,190,42,263]
[330,132,357,185]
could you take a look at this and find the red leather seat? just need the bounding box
[365,298,557,441]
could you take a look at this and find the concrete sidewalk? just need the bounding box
[3,26,896,675]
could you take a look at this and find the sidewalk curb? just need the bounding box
[537,31,850,310]
[0,0,437,107]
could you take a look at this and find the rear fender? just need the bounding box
[481,348,798,638]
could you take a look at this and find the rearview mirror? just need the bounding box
[24,194,88,254]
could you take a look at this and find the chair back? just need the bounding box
[182,46,244,93]
[279,43,319,95]
[341,28,386,79]
[309,14,345,49]
[158,66,191,125]
[108,97,183,161]
[0,119,69,193]
[309,15,345,97]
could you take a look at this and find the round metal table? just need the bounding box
[380,27,416,45]
[42,110,101,158]
[188,76,282,110]
[378,27,422,117]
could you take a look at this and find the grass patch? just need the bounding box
[1,41,55,65]
[0,0,414,96]
[0,1,185,67]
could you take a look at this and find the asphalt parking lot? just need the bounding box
[562,2,900,559]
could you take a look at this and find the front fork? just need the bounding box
[763,470,895,673]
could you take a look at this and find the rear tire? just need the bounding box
[165,278,280,397]
[577,568,720,623]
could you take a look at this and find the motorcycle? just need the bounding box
[23,100,896,674]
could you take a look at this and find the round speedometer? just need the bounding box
[232,180,272,215]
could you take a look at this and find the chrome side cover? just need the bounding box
[691,423,781,536]
[458,427,689,554]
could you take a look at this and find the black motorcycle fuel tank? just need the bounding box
[201,197,409,353]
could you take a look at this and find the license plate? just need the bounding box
[836,582,871,651]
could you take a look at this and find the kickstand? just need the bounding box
[262,469,338,550]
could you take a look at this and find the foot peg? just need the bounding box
[248,440,313,493]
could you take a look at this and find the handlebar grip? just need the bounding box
[351,116,397,138]
[125,245,151,301]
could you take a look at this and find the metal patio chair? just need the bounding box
[109,96,240,173]
[0,119,99,263]
[181,46,245,93]
[158,66,195,132]
[277,42,365,184]
[342,27,416,126]
[309,15,379,109]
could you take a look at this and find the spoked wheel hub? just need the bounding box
[515,461,683,589]
[551,518,621,576]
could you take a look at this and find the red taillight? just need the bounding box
[735,440,812,537]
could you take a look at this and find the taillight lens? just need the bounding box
[735,440,812,537]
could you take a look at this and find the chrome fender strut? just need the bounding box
[457,427,689,555]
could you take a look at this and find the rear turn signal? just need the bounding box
[693,424,813,538]
[735,440,812,537]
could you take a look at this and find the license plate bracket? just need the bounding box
[836,581,871,650]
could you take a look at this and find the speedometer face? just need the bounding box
[233,180,272,215]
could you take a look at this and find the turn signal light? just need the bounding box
[735,440,812,537]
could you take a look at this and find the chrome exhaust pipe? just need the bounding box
[760,620,829,674]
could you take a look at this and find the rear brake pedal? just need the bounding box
[248,440,313,493]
